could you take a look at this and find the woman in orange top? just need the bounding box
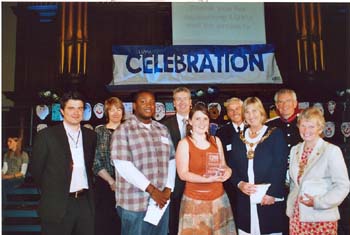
[176,102,237,235]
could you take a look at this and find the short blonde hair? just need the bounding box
[225,97,243,108]
[297,107,325,133]
[242,97,267,124]
[173,87,191,99]
[104,97,125,122]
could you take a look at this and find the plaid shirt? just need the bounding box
[110,114,175,211]
[93,125,115,177]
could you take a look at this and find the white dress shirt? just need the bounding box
[232,122,245,133]
[63,122,89,192]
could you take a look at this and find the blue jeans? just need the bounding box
[2,178,24,206]
[116,206,169,235]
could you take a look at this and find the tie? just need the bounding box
[181,118,187,138]
[237,126,241,133]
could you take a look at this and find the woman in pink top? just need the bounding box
[176,102,237,235]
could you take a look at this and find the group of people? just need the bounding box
[18,87,348,235]
[218,89,349,235]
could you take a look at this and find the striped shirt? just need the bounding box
[110,114,175,211]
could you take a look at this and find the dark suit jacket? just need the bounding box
[227,127,289,233]
[162,115,185,199]
[215,122,240,214]
[216,122,237,163]
[266,116,302,152]
[30,123,97,223]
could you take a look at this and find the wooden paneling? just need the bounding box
[13,5,59,99]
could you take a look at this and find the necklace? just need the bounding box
[297,147,313,180]
[240,127,275,159]
[67,130,80,148]
[297,144,322,180]
[249,128,262,136]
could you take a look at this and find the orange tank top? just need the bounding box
[184,136,224,200]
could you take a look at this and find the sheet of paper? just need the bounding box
[250,184,284,204]
[250,184,271,204]
[143,198,170,226]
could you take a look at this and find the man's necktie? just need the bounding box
[181,118,187,138]
[237,126,241,133]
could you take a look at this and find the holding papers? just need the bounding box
[144,198,170,226]
[250,184,284,204]
[250,184,271,204]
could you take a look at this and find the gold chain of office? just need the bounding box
[239,127,276,159]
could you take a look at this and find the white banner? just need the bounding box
[110,45,283,85]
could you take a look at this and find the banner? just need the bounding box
[110,45,282,85]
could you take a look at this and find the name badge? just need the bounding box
[161,136,169,145]
[226,144,232,151]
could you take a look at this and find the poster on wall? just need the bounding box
[110,44,282,85]
[123,102,133,119]
[52,103,63,121]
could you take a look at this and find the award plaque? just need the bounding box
[204,152,223,177]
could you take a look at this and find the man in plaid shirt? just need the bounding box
[110,90,176,235]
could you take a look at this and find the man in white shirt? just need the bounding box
[31,91,97,235]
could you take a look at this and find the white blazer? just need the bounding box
[286,138,350,222]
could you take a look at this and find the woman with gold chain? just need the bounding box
[227,97,289,235]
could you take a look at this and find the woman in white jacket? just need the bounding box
[286,107,350,235]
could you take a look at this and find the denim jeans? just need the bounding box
[116,206,169,235]
[2,178,24,206]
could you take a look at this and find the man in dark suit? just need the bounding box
[31,91,97,235]
[216,97,244,219]
[162,87,192,235]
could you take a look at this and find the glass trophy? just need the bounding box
[204,152,224,177]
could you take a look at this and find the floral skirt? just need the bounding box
[289,199,337,235]
[178,193,236,235]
